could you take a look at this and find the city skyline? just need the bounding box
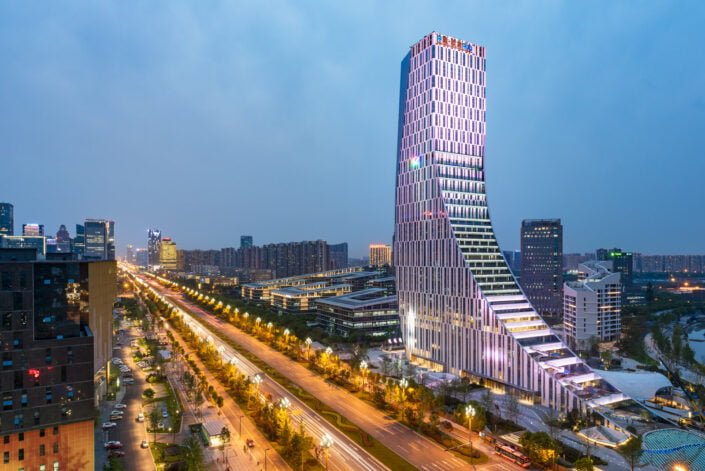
[3,2,705,257]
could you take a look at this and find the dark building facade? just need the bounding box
[0,203,13,236]
[240,236,253,249]
[147,229,161,268]
[327,243,348,270]
[83,219,115,261]
[520,219,563,320]
[0,249,116,470]
[73,225,85,256]
[597,248,633,286]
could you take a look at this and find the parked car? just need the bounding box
[140,440,149,449]
[114,403,127,409]
[108,450,125,458]
[161,410,168,418]
[102,422,117,430]
[104,441,123,449]
[124,378,135,385]
[136,413,144,422]
[110,415,123,421]
[246,438,255,448]
[110,410,124,416]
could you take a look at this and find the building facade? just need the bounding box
[328,243,349,270]
[597,248,633,286]
[369,244,392,267]
[520,219,563,320]
[22,224,44,237]
[394,32,626,412]
[316,289,399,339]
[240,236,253,249]
[83,219,115,261]
[564,261,622,351]
[147,229,161,268]
[0,203,13,236]
[159,238,178,270]
[0,249,116,471]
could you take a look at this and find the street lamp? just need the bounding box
[320,432,334,470]
[264,447,271,471]
[360,360,369,391]
[238,415,244,437]
[305,337,313,359]
[280,397,291,410]
[465,404,476,460]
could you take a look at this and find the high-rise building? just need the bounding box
[369,244,392,267]
[328,243,348,269]
[135,248,149,267]
[502,250,521,276]
[520,219,563,320]
[54,225,72,253]
[0,248,116,471]
[596,248,633,286]
[564,261,622,350]
[394,32,626,413]
[73,224,85,256]
[126,244,136,264]
[240,235,253,249]
[147,229,161,268]
[83,219,115,261]
[159,237,178,270]
[22,223,45,237]
[0,202,13,236]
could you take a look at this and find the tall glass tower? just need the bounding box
[394,33,626,412]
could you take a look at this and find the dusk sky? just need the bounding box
[2,1,704,257]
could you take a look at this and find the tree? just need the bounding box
[184,435,205,470]
[380,355,393,376]
[148,408,160,443]
[520,431,561,468]
[351,344,369,369]
[506,393,520,424]
[220,426,231,463]
[618,435,644,471]
[575,456,594,471]
[480,389,495,432]
[143,388,155,399]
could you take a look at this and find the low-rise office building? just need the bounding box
[316,288,399,339]
[271,283,352,314]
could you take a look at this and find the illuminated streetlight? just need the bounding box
[465,404,476,460]
[320,432,334,470]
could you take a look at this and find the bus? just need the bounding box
[494,444,531,468]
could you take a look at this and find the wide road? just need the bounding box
[141,275,495,470]
[137,274,387,471]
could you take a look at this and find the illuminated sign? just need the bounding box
[436,34,473,54]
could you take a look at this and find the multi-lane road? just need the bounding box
[136,274,388,471]
[136,272,519,470]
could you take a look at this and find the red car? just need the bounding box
[246,438,255,448]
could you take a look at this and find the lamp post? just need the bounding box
[320,432,333,470]
[305,337,312,360]
[360,360,369,392]
[264,447,271,471]
[238,415,244,437]
[465,404,476,463]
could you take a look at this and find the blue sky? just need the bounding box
[1,1,704,257]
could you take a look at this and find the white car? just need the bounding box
[136,413,144,422]
[112,358,123,365]
[141,440,149,449]
[124,378,135,385]
[114,403,127,409]
[102,422,117,430]
[110,410,125,416]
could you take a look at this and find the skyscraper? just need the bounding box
[73,224,85,256]
[597,248,633,286]
[159,237,178,270]
[83,219,115,260]
[22,223,45,237]
[520,219,563,320]
[328,242,349,269]
[147,229,161,267]
[369,244,392,267]
[240,235,253,249]
[394,32,625,412]
[0,203,14,236]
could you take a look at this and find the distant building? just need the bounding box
[83,219,115,260]
[22,223,44,237]
[369,244,392,267]
[55,224,71,253]
[148,229,161,267]
[564,261,622,350]
[633,254,705,274]
[160,238,178,270]
[220,247,237,269]
[316,289,399,339]
[563,253,592,271]
[126,244,136,264]
[502,250,521,276]
[181,249,220,273]
[0,202,13,235]
[0,248,116,471]
[73,224,85,256]
[271,282,352,314]
[240,235,253,249]
[597,248,633,286]
[135,248,149,267]
[521,219,563,320]
[328,242,348,269]
[0,235,47,257]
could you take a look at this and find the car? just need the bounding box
[124,378,135,385]
[157,421,165,429]
[141,440,149,449]
[104,441,123,449]
[110,410,125,416]
[110,415,123,421]
[246,438,255,448]
[112,358,123,365]
[136,413,144,422]
[108,450,125,458]
[102,422,117,430]
[114,403,127,409]
[161,411,168,418]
